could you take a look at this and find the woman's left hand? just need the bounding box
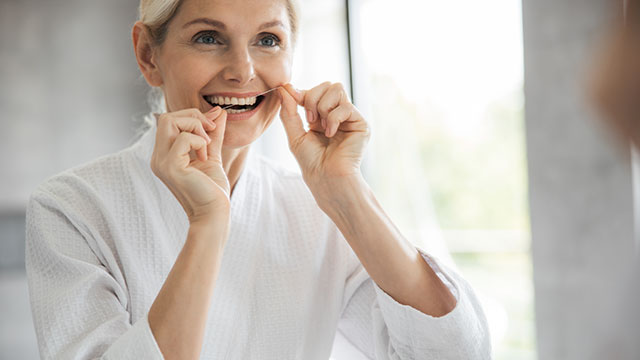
[278,82,371,203]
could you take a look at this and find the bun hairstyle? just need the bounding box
[138,0,300,46]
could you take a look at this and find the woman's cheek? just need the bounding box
[260,54,292,88]
[279,56,293,84]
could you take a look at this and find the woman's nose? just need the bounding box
[221,47,255,87]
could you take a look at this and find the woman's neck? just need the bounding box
[222,145,250,197]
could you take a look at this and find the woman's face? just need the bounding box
[154,0,293,148]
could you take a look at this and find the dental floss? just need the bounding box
[220,86,283,110]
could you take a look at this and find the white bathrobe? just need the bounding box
[25,119,491,359]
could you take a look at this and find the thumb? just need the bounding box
[206,110,227,160]
[282,83,305,105]
[278,87,306,149]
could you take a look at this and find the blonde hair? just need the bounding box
[138,0,300,46]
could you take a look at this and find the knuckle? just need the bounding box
[348,105,357,117]
[329,109,341,122]
[174,132,189,145]
[157,113,170,124]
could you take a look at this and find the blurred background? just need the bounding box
[0,0,634,359]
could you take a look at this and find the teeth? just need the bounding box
[226,108,252,114]
[205,95,258,106]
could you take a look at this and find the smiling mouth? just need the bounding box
[204,94,266,114]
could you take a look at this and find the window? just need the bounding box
[349,1,534,358]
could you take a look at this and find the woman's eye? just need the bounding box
[194,32,220,45]
[258,34,280,47]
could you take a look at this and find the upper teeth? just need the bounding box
[206,95,257,106]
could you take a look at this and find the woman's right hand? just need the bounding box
[150,107,230,223]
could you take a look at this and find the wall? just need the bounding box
[522,0,636,358]
[0,0,148,268]
[0,1,146,358]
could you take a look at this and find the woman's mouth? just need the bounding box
[204,94,266,114]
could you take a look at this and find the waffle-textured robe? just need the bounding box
[25,120,491,359]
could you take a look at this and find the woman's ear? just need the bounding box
[132,21,163,87]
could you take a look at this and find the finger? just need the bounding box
[278,87,307,150]
[174,117,212,144]
[203,106,222,126]
[156,117,210,157]
[282,83,305,105]
[207,110,227,160]
[318,83,348,135]
[325,104,354,138]
[282,83,315,124]
[317,83,348,121]
[308,119,365,135]
[301,82,331,129]
[168,132,209,168]
[156,110,216,153]
[173,108,218,132]
[307,119,325,133]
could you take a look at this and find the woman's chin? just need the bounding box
[221,113,276,149]
[221,128,259,149]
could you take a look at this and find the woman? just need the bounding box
[25,0,490,358]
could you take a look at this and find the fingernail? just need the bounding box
[208,106,221,114]
[306,110,315,123]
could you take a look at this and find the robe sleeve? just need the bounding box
[25,188,164,360]
[336,245,492,359]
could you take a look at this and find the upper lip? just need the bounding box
[203,91,266,98]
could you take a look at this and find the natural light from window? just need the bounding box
[350,1,534,358]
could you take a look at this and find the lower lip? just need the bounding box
[218,97,265,122]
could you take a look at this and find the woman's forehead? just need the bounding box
[176,0,291,31]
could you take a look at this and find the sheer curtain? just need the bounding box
[349,0,533,358]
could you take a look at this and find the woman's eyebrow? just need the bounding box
[182,18,226,29]
[181,19,284,32]
[258,20,285,31]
